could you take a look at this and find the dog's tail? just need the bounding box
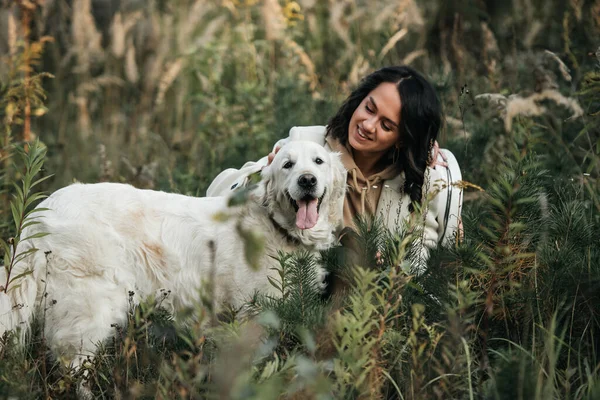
[0,243,44,342]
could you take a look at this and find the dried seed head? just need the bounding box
[544,50,572,82]
[262,0,286,40]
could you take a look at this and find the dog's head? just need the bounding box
[258,141,346,246]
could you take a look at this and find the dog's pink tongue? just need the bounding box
[295,198,319,229]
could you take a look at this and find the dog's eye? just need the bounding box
[315,158,324,165]
[283,161,294,169]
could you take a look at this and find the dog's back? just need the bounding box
[0,182,235,366]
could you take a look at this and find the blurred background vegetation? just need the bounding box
[0,0,599,398]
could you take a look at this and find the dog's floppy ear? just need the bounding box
[254,163,274,207]
[327,151,347,229]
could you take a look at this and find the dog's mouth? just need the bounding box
[287,189,326,230]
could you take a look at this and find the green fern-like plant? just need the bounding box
[251,250,328,347]
[0,140,52,293]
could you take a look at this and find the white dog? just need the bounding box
[0,141,346,368]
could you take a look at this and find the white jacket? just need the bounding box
[207,126,463,268]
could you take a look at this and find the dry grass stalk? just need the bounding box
[523,21,542,49]
[284,38,318,92]
[17,1,34,142]
[347,55,370,87]
[402,49,426,65]
[569,0,583,21]
[125,39,139,83]
[155,58,184,107]
[110,11,143,58]
[98,144,113,182]
[142,13,170,96]
[478,90,584,132]
[71,94,91,138]
[544,50,572,82]
[7,9,16,56]
[481,22,499,56]
[77,75,125,96]
[481,22,500,89]
[476,93,507,109]
[329,1,353,49]
[181,0,211,46]
[446,115,471,138]
[262,0,286,40]
[593,1,600,30]
[379,28,408,59]
[450,13,465,83]
[372,2,398,30]
[71,0,104,73]
[195,15,228,49]
[394,0,424,28]
[111,12,125,57]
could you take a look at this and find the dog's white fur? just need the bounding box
[0,141,346,367]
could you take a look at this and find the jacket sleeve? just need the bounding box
[205,157,269,197]
[205,125,327,197]
[423,166,442,249]
[412,166,444,275]
[433,149,463,246]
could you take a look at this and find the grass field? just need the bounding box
[0,0,599,398]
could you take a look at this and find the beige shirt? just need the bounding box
[325,136,400,228]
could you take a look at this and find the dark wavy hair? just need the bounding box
[326,65,442,211]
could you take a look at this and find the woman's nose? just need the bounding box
[363,115,377,132]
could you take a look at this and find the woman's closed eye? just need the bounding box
[366,104,393,131]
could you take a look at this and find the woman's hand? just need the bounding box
[430,140,449,169]
[267,146,281,166]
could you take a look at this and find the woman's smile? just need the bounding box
[355,125,372,141]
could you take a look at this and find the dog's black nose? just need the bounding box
[298,174,317,189]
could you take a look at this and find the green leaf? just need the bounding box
[24,192,48,210]
[20,220,42,231]
[13,248,39,266]
[267,275,282,292]
[508,222,527,232]
[30,174,53,189]
[25,207,49,216]
[12,183,24,203]
[10,202,21,232]
[28,161,43,181]
[22,232,50,242]
[0,238,9,255]
[515,197,538,205]
[8,269,33,285]
[4,253,10,271]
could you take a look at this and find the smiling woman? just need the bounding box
[347,82,402,175]
[207,66,463,273]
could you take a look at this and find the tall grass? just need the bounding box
[0,0,599,398]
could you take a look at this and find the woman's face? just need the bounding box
[348,82,401,159]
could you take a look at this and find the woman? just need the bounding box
[207,66,462,273]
